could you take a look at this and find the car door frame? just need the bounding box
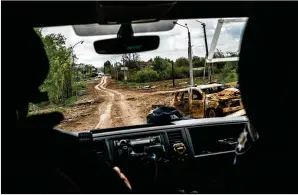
[190,87,206,118]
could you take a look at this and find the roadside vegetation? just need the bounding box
[104,49,239,87]
[29,29,239,128]
[29,28,98,115]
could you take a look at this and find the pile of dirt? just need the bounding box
[125,93,174,121]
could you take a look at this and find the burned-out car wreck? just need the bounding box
[173,83,243,118]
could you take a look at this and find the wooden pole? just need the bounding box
[172,61,175,87]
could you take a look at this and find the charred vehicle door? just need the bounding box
[173,90,190,115]
[190,88,205,118]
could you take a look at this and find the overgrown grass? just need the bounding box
[73,81,87,92]
[115,72,238,90]
[115,76,206,90]
[64,95,79,107]
[28,103,67,116]
[28,80,87,116]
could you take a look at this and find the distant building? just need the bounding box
[139,61,153,70]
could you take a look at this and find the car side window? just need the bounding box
[202,89,210,94]
[175,92,181,102]
[193,89,203,100]
[182,91,189,101]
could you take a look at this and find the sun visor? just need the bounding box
[95,2,176,24]
[72,20,177,37]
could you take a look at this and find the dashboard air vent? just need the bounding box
[167,130,183,145]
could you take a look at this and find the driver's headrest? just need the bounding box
[239,5,297,145]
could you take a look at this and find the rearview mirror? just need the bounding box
[94,36,160,54]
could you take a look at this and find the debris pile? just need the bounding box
[137,85,157,90]
[74,99,95,106]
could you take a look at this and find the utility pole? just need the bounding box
[71,52,79,97]
[173,22,194,86]
[196,20,209,82]
[122,58,127,81]
[68,40,84,96]
[116,63,118,82]
[187,28,194,86]
[172,61,175,87]
[110,58,119,82]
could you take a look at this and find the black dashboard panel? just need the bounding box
[188,123,246,156]
[85,116,251,193]
[89,116,250,161]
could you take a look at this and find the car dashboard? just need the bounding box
[69,116,255,193]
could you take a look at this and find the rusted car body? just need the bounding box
[173,84,243,118]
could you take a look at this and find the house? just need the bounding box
[139,61,153,70]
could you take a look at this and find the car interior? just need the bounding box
[2,1,298,194]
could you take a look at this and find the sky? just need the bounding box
[41,17,247,68]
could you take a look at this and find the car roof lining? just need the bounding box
[3,1,255,28]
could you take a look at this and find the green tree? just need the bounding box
[175,57,189,67]
[34,28,75,104]
[121,53,141,70]
[220,61,238,83]
[152,56,170,72]
[104,60,112,74]
[192,56,205,67]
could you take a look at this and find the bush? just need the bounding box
[73,81,86,95]
[119,63,231,84]
[193,69,204,77]
[64,95,78,107]
[134,68,159,83]
[218,62,239,83]
[174,66,189,79]
[221,72,238,83]
[213,66,221,74]
[158,65,172,80]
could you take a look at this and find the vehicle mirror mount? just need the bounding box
[117,23,134,39]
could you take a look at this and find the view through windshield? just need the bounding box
[31,17,247,132]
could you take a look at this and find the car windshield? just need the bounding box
[30,17,247,132]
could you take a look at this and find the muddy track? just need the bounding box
[94,76,144,129]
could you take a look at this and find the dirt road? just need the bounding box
[94,76,144,129]
[56,77,174,131]
[55,77,242,132]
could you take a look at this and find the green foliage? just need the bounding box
[152,56,171,72]
[134,68,159,83]
[219,62,238,83]
[104,60,112,74]
[174,66,189,79]
[34,28,85,106]
[80,64,97,79]
[192,56,205,67]
[175,57,189,67]
[122,53,141,69]
[64,96,79,107]
[73,81,86,93]
[213,66,221,74]
[125,54,239,84]
[193,69,204,77]
[221,72,238,83]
